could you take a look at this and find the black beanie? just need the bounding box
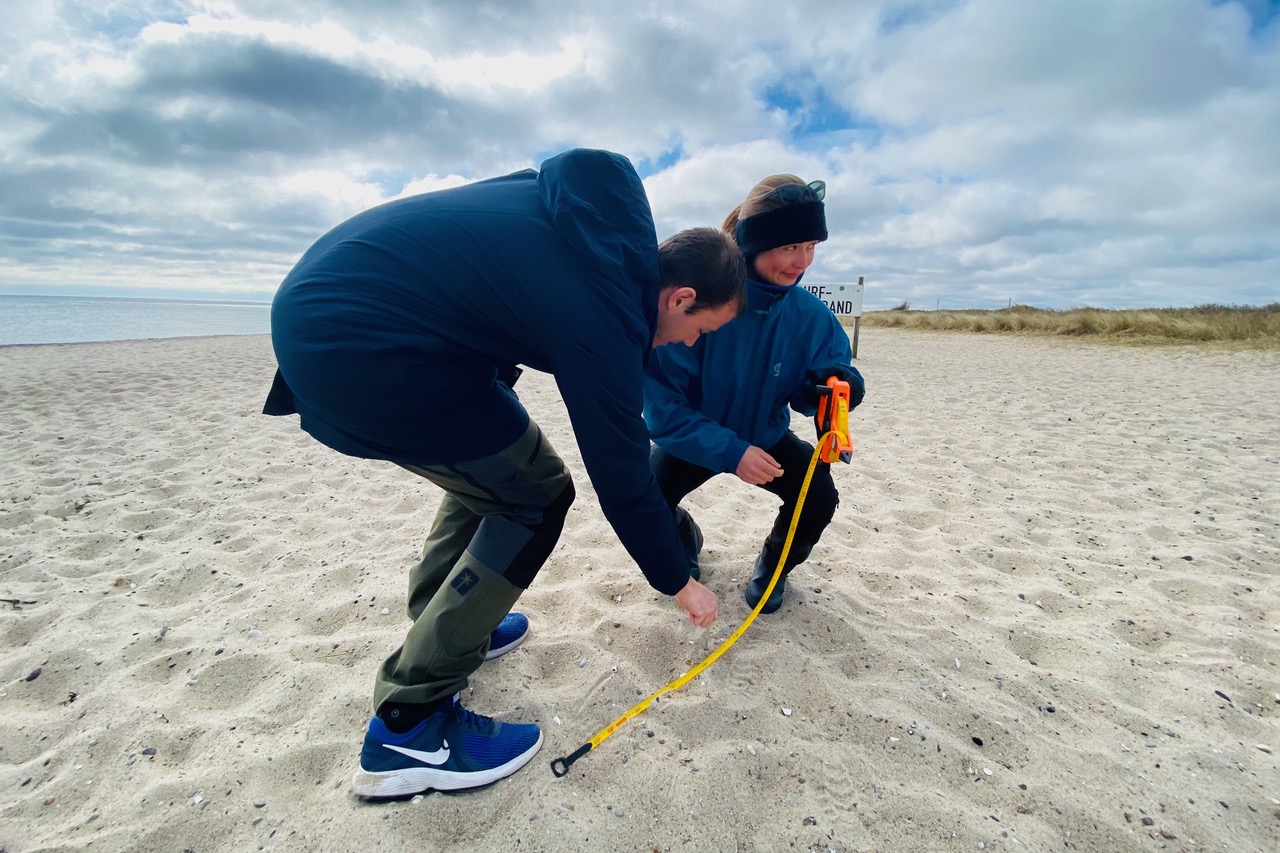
[733,200,828,263]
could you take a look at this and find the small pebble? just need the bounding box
[254,801,266,808]
[25,668,41,682]
[380,608,390,615]
[781,708,792,717]
[142,747,157,756]
[1159,829,1177,839]
[983,768,993,776]
[411,795,424,805]
[802,816,817,826]
[553,716,562,726]
[248,629,264,639]
[747,744,756,756]
[190,794,203,806]
[1140,817,1154,826]
[1256,744,1272,754]
[1214,690,1232,703]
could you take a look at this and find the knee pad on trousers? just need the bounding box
[500,479,575,589]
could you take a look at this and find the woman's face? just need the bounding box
[752,241,820,285]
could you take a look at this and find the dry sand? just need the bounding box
[1,329,1277,852]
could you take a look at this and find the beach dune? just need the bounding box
[1,330,1277,852]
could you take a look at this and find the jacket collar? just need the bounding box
[746,274,797,312]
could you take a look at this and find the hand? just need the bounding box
[674,578,718,628]
[736,445,782,485]
[807,363,865,409]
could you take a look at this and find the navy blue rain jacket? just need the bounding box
[644,276,858,472]
[265,149,690,594]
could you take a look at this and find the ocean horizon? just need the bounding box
[0,294,272,346]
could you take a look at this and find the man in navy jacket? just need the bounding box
[264,148,745,796]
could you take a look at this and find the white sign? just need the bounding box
[801,280,864,317]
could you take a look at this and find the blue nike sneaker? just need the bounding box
[351,695,543,798]
[484,612,530,661]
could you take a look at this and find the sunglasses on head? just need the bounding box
[761,179,826,205]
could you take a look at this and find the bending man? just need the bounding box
[263,148,746,797]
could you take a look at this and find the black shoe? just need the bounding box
[676,508,704,581]
[744,553,788,614]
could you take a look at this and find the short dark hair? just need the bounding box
[657,227,747,315]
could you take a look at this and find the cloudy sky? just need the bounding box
[1,0,1277,310]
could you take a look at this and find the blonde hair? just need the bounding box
[721,174,807,240]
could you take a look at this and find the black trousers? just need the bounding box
[649,430,839,574]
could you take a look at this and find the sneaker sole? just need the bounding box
[351,729,544,798]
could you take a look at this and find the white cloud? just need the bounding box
[0,0,1276,307]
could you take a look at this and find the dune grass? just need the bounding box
[854,303,1280,349]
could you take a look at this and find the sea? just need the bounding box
[0,294,272,346]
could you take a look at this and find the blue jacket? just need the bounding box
[644,276,858,472]
[265,149,691,594]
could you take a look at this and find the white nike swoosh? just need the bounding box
[384,739,451,766]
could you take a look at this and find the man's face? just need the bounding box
[652,287,739,347]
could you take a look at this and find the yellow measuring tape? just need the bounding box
[550,429,835,777]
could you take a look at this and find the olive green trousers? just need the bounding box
[372,420,574,709]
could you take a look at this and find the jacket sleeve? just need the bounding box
[644,344,751,474]
[554,334,692,596]
[788,311,858,416]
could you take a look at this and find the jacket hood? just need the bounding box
[538,149,660,334]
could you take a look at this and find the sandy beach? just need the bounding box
[1,329,1277,852]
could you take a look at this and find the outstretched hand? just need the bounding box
[674,577,718,628]
[736,445,783,485]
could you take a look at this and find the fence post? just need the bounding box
[851,276,864,359]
